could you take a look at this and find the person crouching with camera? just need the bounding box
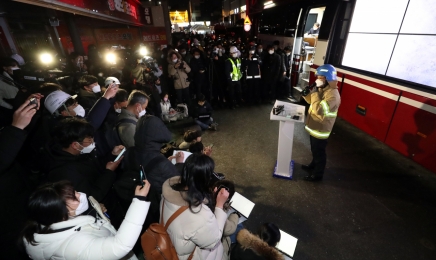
[168,50,191,107]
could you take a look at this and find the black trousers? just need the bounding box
[176,87,191,107]
[309,135,328,176]
[227,81,242,105]
[245,78,261,103]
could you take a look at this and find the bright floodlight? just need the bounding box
[40,53,53,64]
[139,47,148,56]
[105,53,116,64]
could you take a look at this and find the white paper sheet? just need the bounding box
[171,150,192,164]
[276,229,298,258]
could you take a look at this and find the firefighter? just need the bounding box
[302,64,341,181]
[224,46,242,109]
[242,46,262,104]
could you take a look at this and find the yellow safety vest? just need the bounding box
[228,58,242,81]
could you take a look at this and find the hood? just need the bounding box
[25,216,95,259]
[167,50,182,64]
[236,229,284,260]
[134,115,172,151]
[162,176,189,207]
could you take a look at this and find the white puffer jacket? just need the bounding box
[161,176,227,260]
[24,198,150,260]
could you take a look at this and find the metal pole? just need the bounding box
[161,0,172,46]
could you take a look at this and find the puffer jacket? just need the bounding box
[221,213,239,260]
[24,197,150,260]
[168,51,191,90]
[161,176,228,260]
[303,80,341,139]
[231,229,284,260]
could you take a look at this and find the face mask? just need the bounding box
[286,52,291,56]
[73,105,86,117]
[249,50,255,54]
[161,54,164,58]
[181,52,186,55]
[315,79,325,87]
[213,49,218,53]
[163,97,168,102]
[74,192,89,216]
[268,50,274,55]
[138,107,146,118]
[77,142,95,154]
[232,53,238,58]
[222,49,225,54]
[194,55,200,59]
[91,84,101,93]
[172,59,178,63]
[115,108,122,113]
[257,49,263,53]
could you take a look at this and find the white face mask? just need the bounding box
[268,50,274,55]
[77,142,95,154]
[161,54,164,58]
[221,49,226,54]
[91,84,101,93]
[286,52,291,56]
[181,52,186,55]
[172,59,178,63]
[73,105,86,117]
[257,49,263,53]
[74,192,89,216]
[315,79,325,87]
[232,53,238,58]
[194,55,200,59]
[249,50,255,54]
[115,108,122,114]
[138,107,146,118]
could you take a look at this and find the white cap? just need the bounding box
[230,46,238,53]
[44,90,77,114]
[11,54,25,66]
[105,77,120,87]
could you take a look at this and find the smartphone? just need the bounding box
[114,148,126,162]
[139,165,147,188]
[209,144,214,148]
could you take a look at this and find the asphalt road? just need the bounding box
[170,102,436,260]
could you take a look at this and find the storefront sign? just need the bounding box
[141,27,167,45]
[94,28,140,45]
[44,0,144,25]
[108,0,137,19]
[144,7,153,25]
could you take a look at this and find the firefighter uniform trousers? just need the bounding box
[245,55,262,103]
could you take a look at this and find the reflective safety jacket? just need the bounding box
[227,58,242,81]
[303,81,341,139]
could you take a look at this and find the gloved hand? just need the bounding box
[310,86,318,94]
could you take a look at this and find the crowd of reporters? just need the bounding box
[0,32,290,259]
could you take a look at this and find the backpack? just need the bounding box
[104,118,137,149]
[141,200,194,260]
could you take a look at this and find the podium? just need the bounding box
[270,100,305,180]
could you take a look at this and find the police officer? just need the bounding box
[242,46,262,104]
[224,46,242,109]
[302,64,341,181]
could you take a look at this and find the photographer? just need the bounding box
[168,50,191,106]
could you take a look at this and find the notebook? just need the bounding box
[228,192,255,224]
[171,150,192,164]
[276,229,298,258]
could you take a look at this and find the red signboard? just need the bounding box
[55,0,144,25]
[141,27,167,46]
[94,28,141,46]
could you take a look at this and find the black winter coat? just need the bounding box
[262,53,282,82]
[44,141,116,201]
[130,115,179,193]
